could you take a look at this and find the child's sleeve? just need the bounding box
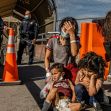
[40,82,53,99]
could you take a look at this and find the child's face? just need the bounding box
[51,68,63,81]
[79,68,97,81]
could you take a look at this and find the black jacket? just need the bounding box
[19,18,38,40]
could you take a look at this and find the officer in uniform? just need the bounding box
[0,16,4,49]
[0,16,4,66]
[17,10,38,65]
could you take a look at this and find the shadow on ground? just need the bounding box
[0,64,45,109]
[103,83,111,93]
[18,64,45,82]
[18,64,45,109]
[25,81,44,109]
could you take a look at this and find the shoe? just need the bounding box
[17,61,21,65]
[28,62,33,65]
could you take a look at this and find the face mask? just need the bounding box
[24,15,30,19]
[59,75,63,81]
[61,30,69,38]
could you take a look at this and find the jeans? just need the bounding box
[75,84,104,105]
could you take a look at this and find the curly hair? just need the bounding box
[102,11,111,41]
[78,52,106,77]
[50,63,65,72]
[59,17,78,37]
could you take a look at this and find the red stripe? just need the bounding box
[7,44,15,47]
[46,47,52,51]
[50,35,60,39]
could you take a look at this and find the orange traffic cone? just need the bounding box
[0,28,21,85]
[80,22,110,80]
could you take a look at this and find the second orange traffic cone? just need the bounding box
[1,28,21,85]
[80,22,110,80]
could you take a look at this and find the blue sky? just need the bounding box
[55,0,111,20]
[55,0,111,31]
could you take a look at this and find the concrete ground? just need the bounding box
[0,63,45,111]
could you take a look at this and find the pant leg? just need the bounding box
[17,40,26,64]
[0,33,2,65]
[28,42,34,63]
[0,32,3,48]
[75,84,90,104]
[42,101,51,111]
[94,88,104,103]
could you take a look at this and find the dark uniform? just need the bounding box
[0,16,4,48]
[0,16,4,65]
[17,17,38,64]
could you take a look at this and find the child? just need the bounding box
[75,51,108,110]
[41,63,81,111]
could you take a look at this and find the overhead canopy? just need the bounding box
[0,0,17,17]
[0,0,56,32]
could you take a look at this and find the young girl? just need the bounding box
[75,51,107,110]
[41,63,81,111]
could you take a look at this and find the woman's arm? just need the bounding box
[64,21,78,56]
[45,49,52,73]
[70,34,78,56]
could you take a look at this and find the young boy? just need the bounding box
[41,63,81,111]
[75,51,108,110]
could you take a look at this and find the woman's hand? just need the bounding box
[64,21,75,35]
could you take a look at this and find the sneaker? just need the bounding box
[94,102,102,111]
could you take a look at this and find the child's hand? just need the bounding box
[45,76,52,83]
[80,81,89,89]
[91,74,97,80]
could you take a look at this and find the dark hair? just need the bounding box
[59,17,78,37]
[78,52,106,77]
[50,63,64,72]
[102,11,111,41]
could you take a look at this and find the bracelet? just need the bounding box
[70,40,76,43]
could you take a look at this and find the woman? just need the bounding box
[45,17,80,83]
